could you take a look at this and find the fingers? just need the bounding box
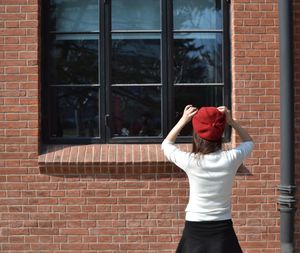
[181,105,198,123]
[184,105,197,112]
[217,106,227,112]
[186,106,198,115]
[217,106,234,125]
[184,104,193,111]
[190,109,198,117]
[218,106,231,117]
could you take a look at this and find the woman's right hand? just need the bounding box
[217,106,234,126]
[218,106,253,142]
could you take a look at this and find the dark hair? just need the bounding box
[192,131,222,155]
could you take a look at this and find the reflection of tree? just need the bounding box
[52,88,98,137]
[112,39,160,84]
[50,40,98,84]
[174,38,222,83]
[112,0,160,30]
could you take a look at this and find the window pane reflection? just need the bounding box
[49,0,99,32]
[112,0,160,30]
[49,35,98,84]
[175,86,223,136]
[112,34,161,84]
[50,87,99,138]
[111,87,161,137]
[174,33,222,84]
[173,0,222,30]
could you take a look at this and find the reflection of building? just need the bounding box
[1,1,299,252]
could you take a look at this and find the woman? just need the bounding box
[161,105,254,253]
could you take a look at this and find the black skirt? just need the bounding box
[176,220,243,253]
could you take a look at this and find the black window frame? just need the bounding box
[41,0,231,144]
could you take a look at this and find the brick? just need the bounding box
[4,36,19,44]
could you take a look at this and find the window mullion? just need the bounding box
[164,0,174,137]
[101,0,111,142]
[223,0,231,141]
[42,0,50,143]
[223,0,231,108]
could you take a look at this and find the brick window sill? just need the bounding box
[38,143,192,168]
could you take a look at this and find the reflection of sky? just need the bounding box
[51,0,222,32]
[51,0,99,32]
[112,0,160,30]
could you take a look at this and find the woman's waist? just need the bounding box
[185,208,231,222]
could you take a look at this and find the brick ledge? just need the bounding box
[38,143,192,167]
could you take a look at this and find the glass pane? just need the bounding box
[48,35,98,85]
[173,0,222,30]
[49,87,99,138]
[174,33,222,84]
[112,0,160,30]
[112,34,161,84]
[111,87,161,137]
[49,0,99,32]
[175,86,224,136]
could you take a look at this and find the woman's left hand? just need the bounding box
[164,105,198,143]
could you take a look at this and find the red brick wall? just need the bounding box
[0,0,288,252]
[231,1,280,252]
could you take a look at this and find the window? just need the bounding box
[42,0,230,144]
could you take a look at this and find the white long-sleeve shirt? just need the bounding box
[161,140,254,221]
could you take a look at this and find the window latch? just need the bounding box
[105,114,111,128]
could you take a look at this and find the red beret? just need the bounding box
[192,107,226,141]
